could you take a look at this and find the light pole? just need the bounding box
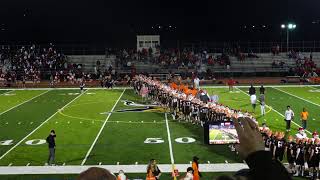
[281,23,296,52]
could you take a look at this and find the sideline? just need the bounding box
[0,163,248,175]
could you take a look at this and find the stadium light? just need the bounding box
[281,23,297,52]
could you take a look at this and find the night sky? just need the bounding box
[0,0,319,47]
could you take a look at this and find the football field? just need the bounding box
[0,85,319,173]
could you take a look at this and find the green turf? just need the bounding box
[0,86,320,170]
[84,90,171,165]
[205,88,288,134]
[0,90,10,95]
[261,87,319,133]
[0,90,47,114]
[0,89,123,166]
[0,90,79,158]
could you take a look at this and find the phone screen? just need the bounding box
[208,121,239,145]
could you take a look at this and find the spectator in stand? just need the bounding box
[248,50,259,58]
[271,60,278,68]
[276,44,280,55]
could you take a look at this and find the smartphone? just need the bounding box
[208,121,239,145]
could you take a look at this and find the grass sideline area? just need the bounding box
[0,85,319,179]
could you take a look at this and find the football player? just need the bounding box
[191,103,200,125]
[296,138,307,177]
[272,132,286,162]
[286,136,296,175]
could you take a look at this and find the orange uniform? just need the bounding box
[171,82,178,90]
[146,170,156,180]
[192,162,200,180]
[190,89,198,96]
[301,111,309,120]
[184,87,190,95]
[179,84,185,92]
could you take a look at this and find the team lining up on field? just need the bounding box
[133,75,256,126]
[132,74,320,179]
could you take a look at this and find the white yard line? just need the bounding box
[236,87,312,135]
[0,90,50,117]
[0,90,88,161]
[273,87,320,107]
[81,89,126,165]
[165,113,175,165]
[0,90,14,95]
[0,163,248,175]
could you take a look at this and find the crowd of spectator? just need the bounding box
[0,44,76,86]
[115,48,231,71]
[287,50,319,78]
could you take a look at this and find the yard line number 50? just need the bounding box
[0,137,196,146]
